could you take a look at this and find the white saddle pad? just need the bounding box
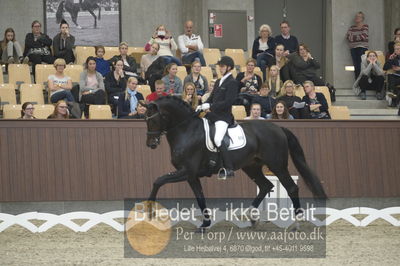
[202,118,246,152]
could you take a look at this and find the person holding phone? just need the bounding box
[53,19,75,64]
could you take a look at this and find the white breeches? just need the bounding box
[214,120,228,147]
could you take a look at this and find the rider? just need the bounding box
[196,56,239,179]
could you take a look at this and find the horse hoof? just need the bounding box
[250,219,259,228]
[77,25,82,29]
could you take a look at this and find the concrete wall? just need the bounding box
[328,0,385,89]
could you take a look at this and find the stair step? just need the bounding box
[334,99,388,109]
[350,108,398,115]
[335,89,377,96]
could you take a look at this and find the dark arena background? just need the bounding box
[0,0,399,265]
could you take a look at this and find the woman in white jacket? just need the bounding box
[353,51,384,100]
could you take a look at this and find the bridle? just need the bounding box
[145,105,167,138]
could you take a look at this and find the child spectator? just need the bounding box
[95,45,111,77]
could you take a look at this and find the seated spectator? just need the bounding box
[354,51,385,100]
[252,83,276,117]
[145,25,181,66]
[140,43,160,78]
[1,28,28,64]
[109,42,137,77]
[178,20,206,66]
[79,56,106,118]
[105,59,127,111]
[146,79,168,102]
[20,102,36,119]
[161,63,183,95]
[302,80,330,119]
[95,45,111,77]
[23,20,54,77]
[131,101,147,119]
[201,79,215,103]
[117,77,144,118]
[277,80,310,119]
[236,58,262,94]
[184,61,208,97]
[267,44,290,82]
[182,82,198,110]
[252,24,276,81]
[384,42,400,107]
[266,65,283,98]
[245,103,265,120]
[48,58,74,104]
[387,28,400,60]
[266,101,294,120]
[288,43,325,86]
[346,12,369,80]
[53,19,75,64]
[47,100,71,119]
[274,21,299,55]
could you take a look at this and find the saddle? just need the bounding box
[202,118,246,152]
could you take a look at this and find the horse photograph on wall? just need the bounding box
[44,0,121,46]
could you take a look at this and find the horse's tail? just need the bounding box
[282,127,328,199]
[56,1,65,24]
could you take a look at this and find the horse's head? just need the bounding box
[145,102,166,149]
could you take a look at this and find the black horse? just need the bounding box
[56,0,101,29]
[144,96,327,229]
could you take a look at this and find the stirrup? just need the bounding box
[218,168,234,180]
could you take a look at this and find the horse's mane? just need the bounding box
[156,95,195,115]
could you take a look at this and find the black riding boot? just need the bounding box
[218,142,235,179]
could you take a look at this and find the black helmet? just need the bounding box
[217,56,235,69]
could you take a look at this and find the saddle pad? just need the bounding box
[202,118,246,152]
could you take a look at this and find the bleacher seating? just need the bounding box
[0,69,3,83]
[225,49,247,67]
[65,65,84,83]
[35,64,54,86]
[315,86,332,107]
[330,106,350,120]
[232,105,246,120]
[203,48,221,66]
[176,66,187,82]
[137,85,151,99]
[103,47,120,60]
[75,46,96,65]
[20,84,45,105]
[8,64,32,85]
[0,84,17,106]
[89,105,112,119]
[200,67,214,82]
[33,104,54,119]
[128,47,146,65]
[3,104,22,119]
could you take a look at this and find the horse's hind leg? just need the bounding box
[270,167,301,214]
[242,165,274,209]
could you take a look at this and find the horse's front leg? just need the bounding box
[187,177,211,230]
[148,168,187,202]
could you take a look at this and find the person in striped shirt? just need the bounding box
[346,11,369,80]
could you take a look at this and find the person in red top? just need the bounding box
[146,79,168,102]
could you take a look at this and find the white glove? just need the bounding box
[195,105,202,112]
[201,103,210,110]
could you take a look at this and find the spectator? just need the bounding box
[274,21,299,55]
[117,77,144,119]
[182,82,198,110]
[346,11,369,80]
[236,58,262,94]
[178,20,206,66]
[266,101,294,120]
[105,59,127,112]
[302,80,330,119]
[184,61,208,97]
[20,102,36,119]
[384,42,400,107]
[277,80,309,119]
[79,56,106,118]
[109,42,137,77]
[245,103,265,120]
[354,51,385,100]
[23,20,54,78]
[140,43,160,78]
[252,24,276,80]
[253,83,276,117]
[47,100,70,119]
[95,45,111,77]
[201,79,215,103]
[1,28,28,64]
[387,28,400,60]
[288,43,325,86]
[146,79,168,102]
[266,65,283,98]
[267,44,290,82]
[53,19,75,64]
[145,25,181,66]
[161,63,183,95]
[131,101,147,119]
[48,58,74,104]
